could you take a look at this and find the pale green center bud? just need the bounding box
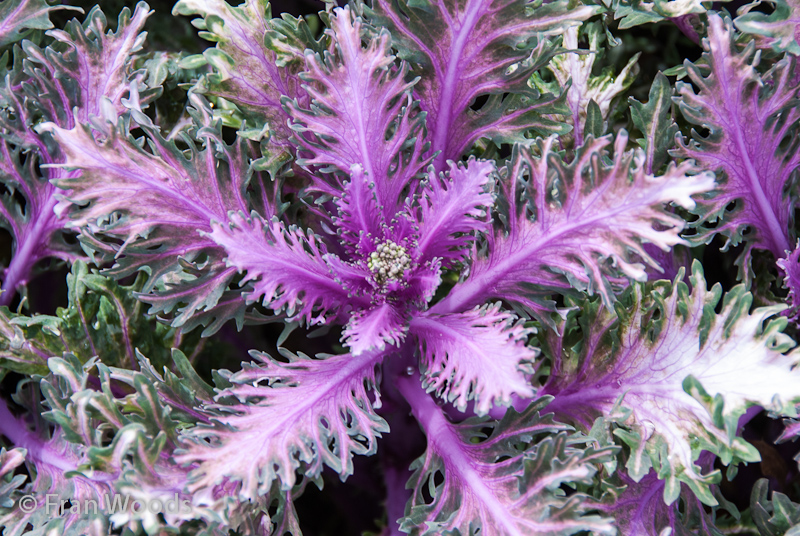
[367,240,411,284]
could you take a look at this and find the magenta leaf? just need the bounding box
[208,211,358,325]
[365,0,598,170]
[416,158,494,267]
[39,96,279,334]
[343,302,407,356]
[396,378,617,536]
[206,35,513,358]
[432,133,714,318]
[177,349,388,498]
[0,3,153,306]
[777,242,800,320]
[334,163,385,255]
[410,304,536,415]
[0,139,78,306]
[674,14,800,277]
[285,6,427,220]
[209,150,503,361]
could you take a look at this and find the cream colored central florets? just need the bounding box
[367,240,410,284]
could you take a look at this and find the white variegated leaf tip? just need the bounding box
[544,263,800,505]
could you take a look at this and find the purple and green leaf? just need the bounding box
[173,0,323,176]
[284,5,427,221]
[410,304,537,415]
[365,0,598,170]
[396,377,618,536]
[736,0,800,55]
[40,95,278,334]
[0,0,80,47]
[432,132,714,319]
[177,349,388,499]
[542,262,800,505]
[0,3,154,307]
[674,14,800,279]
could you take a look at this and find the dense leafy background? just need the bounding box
[1,0,800,535]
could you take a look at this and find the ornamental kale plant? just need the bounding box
[4,0,800,534]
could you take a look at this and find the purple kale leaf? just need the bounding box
[40,94,279,335]
[431,133,714,320]
[541,262,800,505]
[674,14,800,279]
[177,349,388,499]
[778,242,800,320]
[396,377,618,535]
[0,393,113,536]
[283,7,427,217]
[595,464,728,535]
[0,3,153,306]
[410,304,537,415]
[173,0,324,175]
[364,0,598,171]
